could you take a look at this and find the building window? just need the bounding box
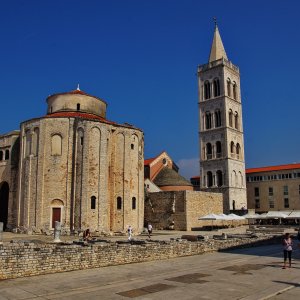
[214,110,221,127]
[131,144,134,150]
[227,79,231,97]
[77,103,80,111]
[204,81,211,99]
[207,171,213,187]
[216,141,222,158]
[234,112,239,130]
[283,185,288,196]
[299,185,300,195]
[0,151,3,161]
[254,187,259,197]
[255,199,260,209]
[284,198,289,208]
[230,141,235,156]
[205,112,212,129]
[206,143,212,160]
[5,149,9,160]
[269,187,273,196]
[80,137,84,146]
[132,197,136,209]
[229,110,233,127]
[236,143,241,159]
[269,199,275,209]
[213,78,220,97]
[91,196,96,209]
[51,134,62,156]
[117,197,122,210]
[233,82,237,100]
[216,170,223,187]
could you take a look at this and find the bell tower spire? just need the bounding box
[208,19,228,62]
[197,23,247,213]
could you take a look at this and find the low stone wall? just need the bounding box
[0,236,280,280]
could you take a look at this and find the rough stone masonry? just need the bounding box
[0,235,280,280]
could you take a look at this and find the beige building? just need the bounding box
[0,88,144,233]
[197,24,247,213]
[246,163,300,212]
[144,152,223,230]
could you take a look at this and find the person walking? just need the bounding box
[127,225,133,241]
[147,223,153,239]
[282,232,293,269]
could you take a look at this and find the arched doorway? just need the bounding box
[0,182,9,230]
[50,199,64,229]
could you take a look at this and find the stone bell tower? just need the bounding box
[197,23,247,213]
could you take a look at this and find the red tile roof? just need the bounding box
[45,111,116,125]
[246,163,300,174]
[190,176,200,180]
[144,157,155,166]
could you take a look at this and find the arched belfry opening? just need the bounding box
[0,182,9,230]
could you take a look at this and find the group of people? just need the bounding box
[82,224,153,242]
[281,230,300,269]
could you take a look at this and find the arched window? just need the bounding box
[5,150,9,160]
[207,171,213,187]
[206,143,212,160]
[216,170,223,187]
[233,82,237,100]
[230,141,235,157]
[216,141,222,158]
[213,78,220,97]
[227,79,231,97]
[25,130,31,157]
[234,112,239,130]
[132,197,136,209]
[51,134,62,156]
[229,110,233,127]
[205,112,212,129]
[32,128,39,156]
[236,143,241,159]
[91,196,96,209]
[214,110,221,127]
[231,171,237,186]
[117,197,122,210]
[204,81,211,99]
[0,151,3,161]
[77,103,80,111]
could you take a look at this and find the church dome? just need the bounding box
[153,167,193,190]
[46,87,107,118]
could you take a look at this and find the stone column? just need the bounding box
[53,221,61,243]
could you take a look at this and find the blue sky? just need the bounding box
[0,0,299,179]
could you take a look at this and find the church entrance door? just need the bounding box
[52,208,61,228]
[0,182,9,230]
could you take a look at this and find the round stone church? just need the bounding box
[0,88,144,234]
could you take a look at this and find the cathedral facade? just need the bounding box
[198,25,247,212]
[0,88,144,233]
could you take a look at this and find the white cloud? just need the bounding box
[176,158,199,180]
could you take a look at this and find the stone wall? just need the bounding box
[0,236,280,280]
[144,190,223,230]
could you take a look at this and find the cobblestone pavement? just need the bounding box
[1,243,300,299]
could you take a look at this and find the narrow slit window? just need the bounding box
[91,196,96,209]
[117,197,122,210]
[132,197,136,209]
